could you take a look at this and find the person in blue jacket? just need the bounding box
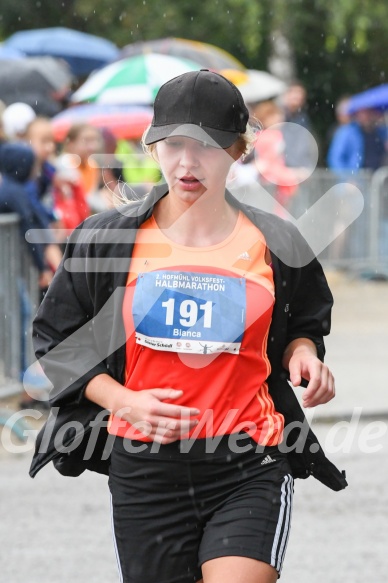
[327,108,387,171]
[0,142,60,383]
[0,142,55,276]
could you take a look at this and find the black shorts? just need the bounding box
[109,433,293,583]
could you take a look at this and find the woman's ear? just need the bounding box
[226,143,244,162]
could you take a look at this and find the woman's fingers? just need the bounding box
[117,387,201,443]
[153,418,198,439]
[302,365,335,407]
[154,401,200,419]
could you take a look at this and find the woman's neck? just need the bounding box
[153,192,239,247]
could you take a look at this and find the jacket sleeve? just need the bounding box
[285,224,333,362]
[32,221,110,407]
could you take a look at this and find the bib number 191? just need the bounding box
[161,298,212,328]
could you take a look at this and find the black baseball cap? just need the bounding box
[144,69,249,148]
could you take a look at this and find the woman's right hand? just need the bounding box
[86,375,200,444]
[113,388,200,444]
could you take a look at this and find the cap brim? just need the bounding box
[144,123,239,148]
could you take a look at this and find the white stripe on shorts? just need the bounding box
[270,473,294,574]
[110,492,124,583]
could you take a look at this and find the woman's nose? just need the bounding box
[179,145,199,168]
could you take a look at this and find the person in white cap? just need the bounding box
[1,102,36,141]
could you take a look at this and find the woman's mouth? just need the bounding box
[178,175,203,190]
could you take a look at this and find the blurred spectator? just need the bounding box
[281,81,311,127]
[26,118,100,248]
[334,97,352,127]
[52,153,90,238]
[25,117,58,221]
[326,96,351,146]
[280,81,317,170]
[2,102,36,141]
[87,126,118,213]
[0,143,59,277]
[327,108,387,171]
[252,101,307,213]
[62,123,103,202]
[0,143,62,386]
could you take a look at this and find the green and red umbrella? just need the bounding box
[71,53,200,105]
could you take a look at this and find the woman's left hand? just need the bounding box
[283,338,335,408]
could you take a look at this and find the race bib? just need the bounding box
[132,271,246,354]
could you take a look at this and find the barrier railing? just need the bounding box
[231,166,388,275]
[0,214,39,397]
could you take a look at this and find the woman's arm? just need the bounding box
[282,337,335,408]
[85,374,200,444]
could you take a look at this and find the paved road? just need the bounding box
[1,419,387,583]
[1,273,387,582]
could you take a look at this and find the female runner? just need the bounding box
[30,70,347,583]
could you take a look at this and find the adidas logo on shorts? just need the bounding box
[261,455,276,465]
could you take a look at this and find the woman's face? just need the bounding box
[68,127,102,163]
[28,120,56,162]
[155,136,240,203]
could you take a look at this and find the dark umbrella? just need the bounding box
[4,27,119,76]
[119,37,245,72]
[347,84,388,114]
[24,56,73,93]
[0,57,72,116]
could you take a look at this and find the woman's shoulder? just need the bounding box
[81,201,145,229]
[235,197,298,236]
[235,199,315,267]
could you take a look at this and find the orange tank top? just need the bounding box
[108,211,284,445]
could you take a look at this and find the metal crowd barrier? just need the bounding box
[231,166,388,276]
[0,214,39,396]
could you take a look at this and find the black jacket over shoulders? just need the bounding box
[29,184,347,491]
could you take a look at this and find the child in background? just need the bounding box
[61,123,103,203]
[253,101,308,213]
[52,154,90,239]
[25,117,59,228]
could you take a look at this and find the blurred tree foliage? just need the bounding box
[1,0,386,154]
